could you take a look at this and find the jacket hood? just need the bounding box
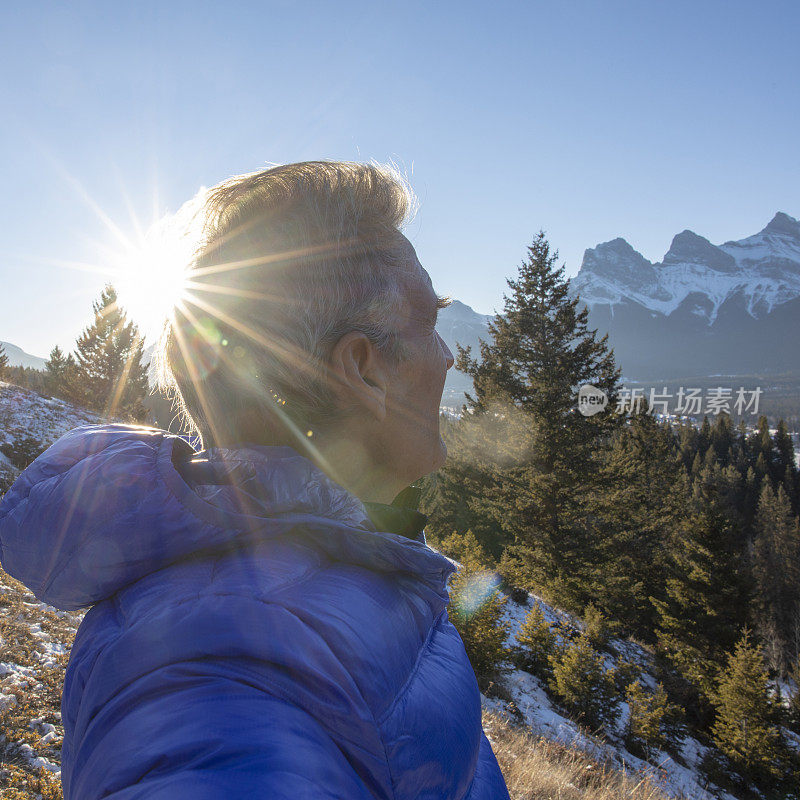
[0,424,455,610]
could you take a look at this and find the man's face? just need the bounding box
[381,238,454,486]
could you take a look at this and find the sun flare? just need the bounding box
[111,195,205,342]
[114,234,189,337]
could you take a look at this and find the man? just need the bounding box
[0,161,510,798]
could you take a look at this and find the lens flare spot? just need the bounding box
[454,570,502,617]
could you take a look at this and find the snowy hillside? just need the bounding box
[485,590,799,800]
[0,382,102,491]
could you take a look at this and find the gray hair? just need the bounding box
[154,161,418,449]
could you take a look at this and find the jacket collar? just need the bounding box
[363,485,428,544]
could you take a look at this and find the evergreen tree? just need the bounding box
[711,631,783,782]
[43,345,76,400]
[0,344,9,382]
[678,421,699,473]
[755,416,777,484]
[710,413,734,468]
[549,634,620,730]
[423,410,517,558]
[697,416,711,460]
[773,420,796,483]
[450,232,622,609]
[69,285,149,420]
[448,566,509,690]
[652,464,750,718]
[515,602,556,678]
[743,466,761,528]
[733,420,749,475]
[774,420,798,514]
[587,407,686,639]
[625,680,675,756]
[789,655,800,729]
[434,529,492,573]
[581,601,619,650]
[752,483,800,675]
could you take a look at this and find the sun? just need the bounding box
[114,233,189,339]
[111,196,205,343]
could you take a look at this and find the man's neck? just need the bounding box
[307,431,405,505]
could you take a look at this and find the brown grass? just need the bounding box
[1,569,80,799]
[483,708,679,800]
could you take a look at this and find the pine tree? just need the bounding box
[435,529,492,573]
[549,634,620,730]
[451,232,622,609]
[789,654,800,729]
[755,416,777,484]
[43,345,76,400]
[710,413,734,468]
[448,565,509,689]
[515,602,556,678]
[652,464,750,718]
[773,420,796,482]
[0,344,9,382]
[582,601,618,650]
[625,680,674,755]
[678,421,699,473]
[698,416,711,460]
[743,466,761,528]
[423,410,516,558]
[587,407,686,639]
[711,630,783,781]
[774,420,798,514]
[752,483,800,675]
[69,285,149,420]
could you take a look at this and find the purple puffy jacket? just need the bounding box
[0,424,510,799]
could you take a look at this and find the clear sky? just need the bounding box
[1,0,798,358]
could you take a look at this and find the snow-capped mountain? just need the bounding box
[571,213,800,380]
[0,341,47,371]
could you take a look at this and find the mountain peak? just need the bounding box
[761,212,800,238]
[575,238,658,298]
[441,299,493,323]
[602,237,637,253]
[663,230,736,272]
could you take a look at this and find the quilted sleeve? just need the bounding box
[68,676,380,799]
[61,587,394,800]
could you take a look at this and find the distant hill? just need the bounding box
[0,341,47,371]
[436,300,492,407]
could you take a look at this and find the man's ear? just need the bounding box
[327,331,388,421]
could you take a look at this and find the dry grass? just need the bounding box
[484,708,678,800]
[0,569,81,799]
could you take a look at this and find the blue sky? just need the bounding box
[1,0,798,357]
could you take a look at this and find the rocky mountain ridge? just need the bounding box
[570,212,800,381]
[572,212,800,324]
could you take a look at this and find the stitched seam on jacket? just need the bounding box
[377,608,447,726]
